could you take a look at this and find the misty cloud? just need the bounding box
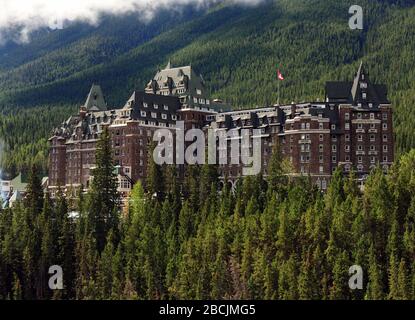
[0,0,264,44]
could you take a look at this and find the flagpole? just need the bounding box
[278,78,280,105]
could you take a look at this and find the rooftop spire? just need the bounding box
[83,84,107,111]
[165,59,172,69]
[351,61,366,101]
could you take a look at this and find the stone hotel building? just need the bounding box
[48,62,394,195]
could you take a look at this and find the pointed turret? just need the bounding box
[165,60,172,70]
[351,61,366,102]
[83,84,107,111]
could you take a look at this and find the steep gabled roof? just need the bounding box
[325,62,390,106]
[84,84,107,111]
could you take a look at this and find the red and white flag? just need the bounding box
[277,69,284,81]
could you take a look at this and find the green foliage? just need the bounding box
[87,126,120,253]
[1,150,415,300]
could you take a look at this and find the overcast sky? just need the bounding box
[0,0,263,44]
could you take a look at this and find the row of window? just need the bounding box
[140,110,177,121]
[300,154,389,164]
[344,122,388,131]
[296,144,391,153]
[142,102,170,110]
[193,97,210,105]
[345,112,388,120]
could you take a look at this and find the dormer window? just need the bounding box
[362,93,367,99]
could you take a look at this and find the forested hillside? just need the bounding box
[1,130,415,300]
[1,0,415,174]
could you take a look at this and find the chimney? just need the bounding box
[291,103,297,116]
[80,106,87,119]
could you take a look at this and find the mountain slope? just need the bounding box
[1,0,415,174]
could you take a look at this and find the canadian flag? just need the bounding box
[277,69,284,81]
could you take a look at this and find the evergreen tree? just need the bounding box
[87,126,120,253]
[25,165,44,217]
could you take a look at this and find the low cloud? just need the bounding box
[0,0,264,44]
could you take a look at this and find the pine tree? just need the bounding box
[397,258,410,300]
[365,244,384,300]
[87,126,120,253]
[25,165,44,217]
[267,142,287,198]
[12,273,22,300]
[146,142,165,200]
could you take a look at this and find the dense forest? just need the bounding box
[1,0,415,174]
[0,128,414,300]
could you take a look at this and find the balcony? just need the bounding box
[356,129,365,133]
[356,151,365,155]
